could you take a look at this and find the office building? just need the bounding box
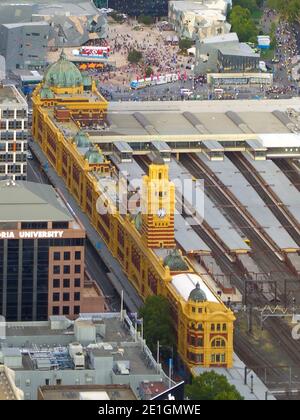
[169,0,230,41]
[195,33,260,75]
[0,84,28,181]
[0,180,88,321]
[0,1,107,71]
[105,0,169,17]
[0,313,176,400]
[0,22,49,71]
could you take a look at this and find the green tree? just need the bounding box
[145,66,153,77]
[232,0,258,13]
[139,295,175,354]
[138,15,155,25]
[267,0,300,22]
[229,6,259,42]
[179,38,193,52]
[128,49,143,64]
[185,371,244,401]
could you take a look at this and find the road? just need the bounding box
[26,148,141,313]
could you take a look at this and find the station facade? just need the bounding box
[32,53,235,369]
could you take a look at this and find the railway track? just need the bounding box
[229,153,300,247]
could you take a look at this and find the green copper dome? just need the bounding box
[134,212,143,232]
[44,51,83,88]
[188,282,207,303]
[73,131,91,148]
[164,249,189,272]
[40,85,55,99]
[84,146,105,164]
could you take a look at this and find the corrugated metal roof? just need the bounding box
[0,181,72,222]
[197,154,298,250]
[171,273,218,302]
[243,153,300,225]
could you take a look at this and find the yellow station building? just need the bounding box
[32,52,235,370]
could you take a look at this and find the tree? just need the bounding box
[139,295,175,354]
[232,0,258,13]
[128,49,143,64]
[138,15,155,25]
[179,38,193,52]
[267,0,300,22]
[185,371,244,400]
[229,6,258,42]
[145,66,153,77]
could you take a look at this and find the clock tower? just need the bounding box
[141,157,175,249]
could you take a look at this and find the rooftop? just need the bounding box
[0,314,162,376]
[218,42,259,57]
[0,366,23,400]
[99,99,300,139]
[0,181,73,222]
[171,273,219,303]
[0,84,27,106]
[38,384,136,400]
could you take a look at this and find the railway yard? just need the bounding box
[92,99,300,397]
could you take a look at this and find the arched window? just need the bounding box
[211,338,226,348]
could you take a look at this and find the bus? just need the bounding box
[130,73,179,89]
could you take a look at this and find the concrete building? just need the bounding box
[0,84,28,181]
[195,33,260,75]
[0,22,49,71]
[169,0,231,41]
[0,180,104,322]
[0,313,176,400]
[0,1,107,71]
[0,365,24,400]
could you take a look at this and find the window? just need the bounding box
[63,265,70,275]
[212,338,226,348]
[52,221,69,229]
[53,279,60,288]
[211,324,215,331]
[63,279,70,288]
[75,265,81,274]
[74,306,80,315]
[64,252,70,261]
[192,307,195,313]
[74,292,80,301]
[63,293,70,302]
[53,252,60,261]
[222,323,227,331]
[216,324,221,332]
[74,278,81,288]
[56,379,62,385]
[63,306,69,315]
[53,293,60,302]
[45,379,50,386]
[53,265,60,274]
[52,306,60,315]
[75,251,81,260]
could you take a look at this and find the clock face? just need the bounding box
[157,208,167,218]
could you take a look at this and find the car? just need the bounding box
[27,151,34,160]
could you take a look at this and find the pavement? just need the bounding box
[27,140,143,314]
[192,353,277,400]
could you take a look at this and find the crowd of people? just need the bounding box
[94,21,192,87]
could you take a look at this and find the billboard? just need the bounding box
[73,46,110,59]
